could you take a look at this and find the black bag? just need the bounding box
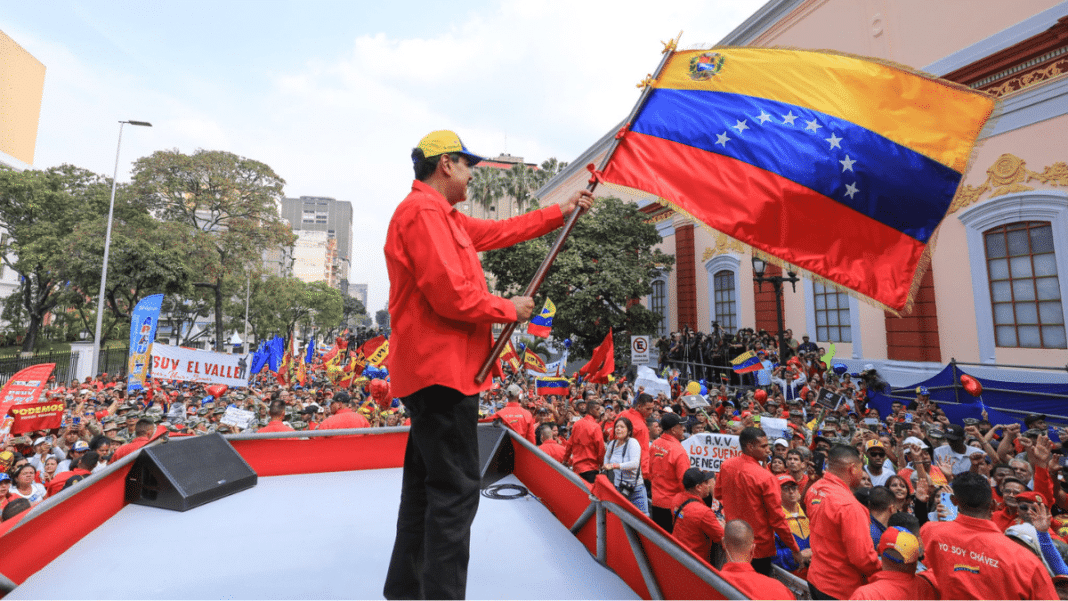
[606,440,637,497]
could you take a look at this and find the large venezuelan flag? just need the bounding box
[536,377,570,397]
[602,48,996,313]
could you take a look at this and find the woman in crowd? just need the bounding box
[885,473,932,526]
[40,457,59,485]
[769,455,788,475]
[10,464,46,506]
[602,416,648,515]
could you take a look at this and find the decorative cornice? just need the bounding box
[644,209,674,225]
[944,15,1068,98]
[701,233,746,263]
[950,154,1068,214]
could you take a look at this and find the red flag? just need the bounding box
[0,363,56,418]
[360,335,389,367]
[8,399,64,434]
[578,329,614,384]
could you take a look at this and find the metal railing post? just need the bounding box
[595,502,607,564]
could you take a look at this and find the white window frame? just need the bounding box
[958,191,1068,362]
[804,279,862,358]
[705,255,740,334]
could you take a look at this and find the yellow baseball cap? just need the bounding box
[878,526,920,563]
[414,130,484,165]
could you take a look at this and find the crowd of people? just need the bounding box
[3,325,1068,600]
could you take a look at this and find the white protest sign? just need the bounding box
[634,365,670,398]
[630,335,650,365]
[682,432,742,472]
[151,345,251,387]
[221,406,255,429]
[760,416,789,441]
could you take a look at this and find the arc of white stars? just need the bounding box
[781,111,798,125]
[732,119,749,134]
[755,110,772,125]
[844,183,859,199]
[840,155,856,172]
[804,119,822,132]
[716,132,731,147]
[825,133,842,150]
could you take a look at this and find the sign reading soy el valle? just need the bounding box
[151,345,250,387]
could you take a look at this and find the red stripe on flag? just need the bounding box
[605,132,926,311]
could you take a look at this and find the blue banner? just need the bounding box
[127,294,164,393]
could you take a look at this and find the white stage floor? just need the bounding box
[10,468,638,600]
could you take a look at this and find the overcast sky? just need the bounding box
[4,0,766,313]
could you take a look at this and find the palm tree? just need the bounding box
[469,167,504,215]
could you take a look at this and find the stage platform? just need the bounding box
[8,469,637,600]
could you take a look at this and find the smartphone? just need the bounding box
[894,422,910,437]
[73,417,81,426]
[940,491,958,521]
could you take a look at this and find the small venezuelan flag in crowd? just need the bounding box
[527,298,556,338]
[536,377,570,397]
[731,351,762,374]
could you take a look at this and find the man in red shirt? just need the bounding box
[383,130,592,601]
[850,526,932,600]
[920,471,1057,600]
[718,519,796,600]
[806,444,879,600]
[715,426,802,576]
[537,424,567,463]
[618,393,655,491]
[671,468,724,563]
[46,451,98,498]
[110,419,155,464]
[319,392,371,430]
[650,413,689,534]
[564,400,605,483]
[257,400,295,433]
[494,384,535,444]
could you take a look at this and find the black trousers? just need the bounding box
[384,386,480,600]
[751,555,774,576]
[809,581,839,600]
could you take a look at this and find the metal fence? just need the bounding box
[0,346,128,387]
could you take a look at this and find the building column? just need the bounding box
[675,221,698,330]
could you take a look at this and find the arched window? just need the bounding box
[984,221,1066,348]
[713,269,737,333]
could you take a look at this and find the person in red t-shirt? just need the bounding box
[718,519,795,600]
[564,400,605,483]
[715,426,803,576]
[671,468,724,563]
[319,392,371,430]
[920,471,1056,600]
[494,384,536,444]
[650,413,689,534]
[110,419,155,464]
[382,130,593,601]
[536,423,567,464]
[257,400,295,433]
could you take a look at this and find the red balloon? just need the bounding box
[369,379,391,408]
[754,389,768,403]
[960,374,982,397]
[206,384,228,398]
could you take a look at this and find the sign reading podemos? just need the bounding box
[152,346,250,387]
[8,400,64,434]
[683,432,742,472]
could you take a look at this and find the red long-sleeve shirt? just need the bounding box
[618,408,650,476]
[671,491,724,561]
[807,472,880,600]
[920,513,1057,600]
[110,436,150,464]
[384,180,564,399]
[714,453,800,558]
[495,402,535,444]
[849,570,936,600]
[257,420,295,433]
[539,440,567,463]
[650,434,688,508]
[319,407,370,430]
[564,415,605,474]
[718,562,794,600]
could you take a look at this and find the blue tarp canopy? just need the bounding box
[867,363,1068,431]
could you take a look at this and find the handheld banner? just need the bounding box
[151,346,251,387]
[682,432,742,472]
[8,399,64,434]
[0,363,56,418]
[128,293,164,394]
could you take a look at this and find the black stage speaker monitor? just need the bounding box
[477,423,514,487]
[125,433,258,511]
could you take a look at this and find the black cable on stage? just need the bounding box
[481,483,529,500]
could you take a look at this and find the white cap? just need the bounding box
[902,436,928,449]
[506,384,523,397]
[773,438,789,448]
[33,437,49,446]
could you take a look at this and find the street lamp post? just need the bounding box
[751,257,800,361]
[92,120,152,378]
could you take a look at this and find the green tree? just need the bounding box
[131,149,296,351]
[375,308,390,328]
[340,295,367,331]
[0,165,111,352]
[468,166,504,212]
[482,196,674,363]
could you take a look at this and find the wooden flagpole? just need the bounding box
[475,35,681,384]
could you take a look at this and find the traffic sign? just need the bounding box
[631,335,650,365]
